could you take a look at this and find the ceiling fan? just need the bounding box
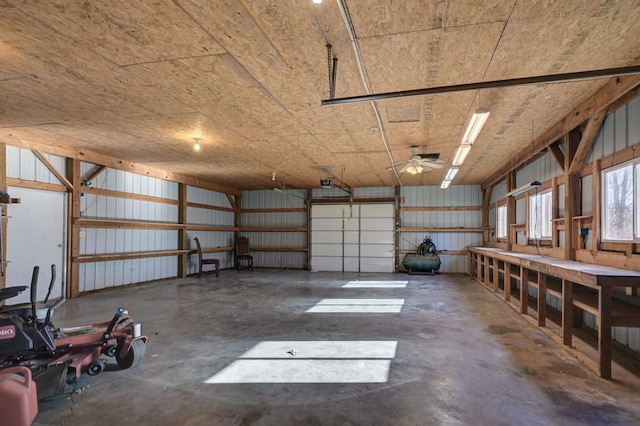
[388,146,444,175]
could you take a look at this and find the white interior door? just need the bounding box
[5,187,66,305]
[311,203,394,273]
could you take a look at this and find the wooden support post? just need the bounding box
[477,254,483,282]
[537,273,546,327]
[592,160,601,252]
[520,267,528,315]
[562,279,573,346]
[506,172,515,250]
[492,258,499,293]
[482,187,492,244]
[483,255,490,287]
[66,158,80,297]
[395,185,401,272]
[551,176,559,248]
[563,128,581,260]
[177,183,188,278]
[504,262,511,302]
[0,144,6,292]
[598,286,613,379]
[231,194,241,269]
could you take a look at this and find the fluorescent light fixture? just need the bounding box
[313,0,322,3]
[306,298,405,313]
[440,180,451,189]
[452,145,471,166]
[461,108,490,145]
[506,180,542,197]
[193,138,201,151]
[343,280,408,288]
[445,167,459,181]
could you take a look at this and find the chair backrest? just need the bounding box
[237,236,250,256]
[194,237,204,262]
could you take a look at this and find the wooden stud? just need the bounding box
[177,183,188,278]
[537,273,546,327]
[592,159,601,253]
[569,109,607,175]
[66,158,81,297]
[31,149,73,191]
[547,141,565,170]
[562,279,573,346]
[7,178,67,193]
[564,128,581,260]
[81,165,106,185]
[598,286,613,379]
[520,266,528,315]
[506,172,515,250]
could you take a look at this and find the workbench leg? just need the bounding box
[537,273,546,327]
[493,258,500,293]
[561,279,573,346]
[484,256,490,288]
[598,286,613,379]
[477,254,483,282]
[519,267,528,315]
[504,262,511,302]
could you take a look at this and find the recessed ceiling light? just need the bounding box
[193,138,201,151]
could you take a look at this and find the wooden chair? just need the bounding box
[236,236,253,271]
[194,237,219,277]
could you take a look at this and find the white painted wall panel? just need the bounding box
[6,146,67,185]
[490,180,507,204]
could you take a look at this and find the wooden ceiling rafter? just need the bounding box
[482,75,640,190]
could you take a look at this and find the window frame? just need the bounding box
[601,160,636,242]
[528,189,552,241]
[496,204,507,240]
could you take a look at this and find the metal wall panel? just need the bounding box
[6,146,67,185]
[353,186,395,199]
[401,185,482,273]
[491,180,507,204]
[516,152,562,188]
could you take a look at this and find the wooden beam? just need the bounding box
[81,165,106,184]
[564,129,582,260]
[177,183,188,278]
[592,159,601,253]
[187,201,234,213]
[31,149,73,190]
[66,158,81,297]
[569,109,607,175]
[241,208,307,213]
[76,218,183,230]
[76,249,191,263]
[482,75,640,190]
[400,206,482,211]
[0,144,6,290]
[547,141,565,170]
[3,135,241,196]
[82,186,179,205]
[6,178,67,193]
[239,226,308,232]
[397,227,483,233]
[506,172,515,250]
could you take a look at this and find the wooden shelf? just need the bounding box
[0,197,20,204]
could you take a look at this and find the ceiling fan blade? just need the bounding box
[419,161,442,169]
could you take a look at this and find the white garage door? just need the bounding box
[311,203,394,273]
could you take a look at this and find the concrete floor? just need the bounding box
[34,271,640,425]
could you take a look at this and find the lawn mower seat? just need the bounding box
[1,265,60,324]
[0,287,27,305]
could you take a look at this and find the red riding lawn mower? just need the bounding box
[0,264,148,420]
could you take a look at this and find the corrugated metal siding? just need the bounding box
[241,190,308,269]
[401,185,482,273]
[589,97,640,163]
[6,146,66,185]
[353,186,395,199]
[490,179,507,204]
[515,152,563,187]
[79,163,181,291]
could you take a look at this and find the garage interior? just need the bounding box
[2,0,640,424]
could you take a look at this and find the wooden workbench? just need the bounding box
[467,246,640,379]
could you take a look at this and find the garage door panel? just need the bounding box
[311,218,343,231]
[312,257,342,271]
[360,231,394,245]
[344,244,359,257]
[344,231,359,244]
[360,204,394,217]
[312,231,343,244]
[344,218,359,231]
[311,205,344,218]
[344,257,359,272]
[360,217,394,231]
[360,244,394,257]
[311,244,343,256]
[360,257,394,273]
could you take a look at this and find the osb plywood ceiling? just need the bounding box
[1,0,639,190]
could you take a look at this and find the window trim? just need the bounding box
[528,189,552,241]
[601,160,635,242]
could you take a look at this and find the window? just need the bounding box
[528,190,552,239]
[496,205,507,239]
[602,162,634,241]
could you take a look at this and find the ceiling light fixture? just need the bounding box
[313,0,322,4]
[461,108,490,145]
[406,164,424,175]
[452,145,471,166]
[444,167,459,181]
[506,181,542,197]
[193,138,201,151]
[440,180,451,189]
